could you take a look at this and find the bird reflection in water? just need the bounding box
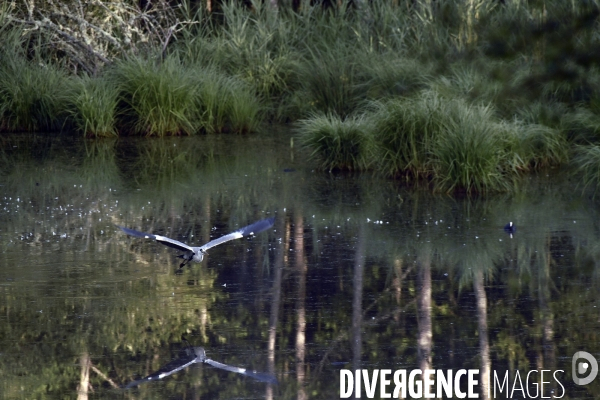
[124,346,277,388]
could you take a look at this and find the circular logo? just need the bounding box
[573,351,598,385]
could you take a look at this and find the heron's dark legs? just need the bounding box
[177,254,191,268]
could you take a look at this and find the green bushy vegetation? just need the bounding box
[194,67,262,133]
[371,91,511,192]
[297,112,373,171]
[299,90,570,193]
[70,76,119,137]
[295,46,362,118]
[370,93,442,179]
[112,56,197,136]
[428,100,509,193]
[67,55,262,136]
[2,0,600,192]
[0,59,71,132]
[574,145,600,196]
[0,31,71,132]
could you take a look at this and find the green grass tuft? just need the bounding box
[112,56,196,136]
[363,55,430,100]
[294,47,363,118]
[0,52,71,132]
[370,94,441,180]
[70,76,118,137]
[429,101,510,193]
[372,91,514,193]
[515,123,568,169]
[193,67,262,134]
[227,80,262,134]
[297,112,374,171]
[573,145,600,196]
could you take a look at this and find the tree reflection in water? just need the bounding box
[0,134,599,398]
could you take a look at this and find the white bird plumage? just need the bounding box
[118,217,275,268]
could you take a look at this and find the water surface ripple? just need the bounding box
[0,134,599,399]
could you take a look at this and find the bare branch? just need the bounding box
[9,15,110,67]
[8,0,187,72]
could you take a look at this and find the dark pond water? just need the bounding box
[1,132,600,399]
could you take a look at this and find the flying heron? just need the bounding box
[117,217,275,268]
[123,346,277,388]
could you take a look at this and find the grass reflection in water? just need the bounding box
[0,134,599,399]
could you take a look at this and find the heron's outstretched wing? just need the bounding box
[200,217,275,252]
[123,348,200,389]
[117,225,194,253]
[204,358,278,384]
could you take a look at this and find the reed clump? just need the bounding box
[107,56,263,136]
[69,76,119,137]
[111,56,196,136]
[193,67,262,134]
[294,47,363,118]
[370,91,512,193]
[428,101,510,193]
[297,112,374,171]
[370,93,441,180]
[218,1,297,103]
[301,89,570,193]
[573,145,600,196]
[0,47,71,132]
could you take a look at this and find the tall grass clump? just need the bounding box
[0,49,71,132]
[193,69,229,133]
[193,67,262,134]
[510,123,568,170]
[112,56,196,136]
[515,101,567,129]
[372,91,513,193]
[220,0,297,100]
[430,63,509,107]
[179,0,299,121]
[297,112,373,171]
[362,55,430,100]
[502,102,569,171]
[560,107,600,143]
[294,46,364,118]
[227,79,262,133]
[370,94,442,179]
[572,145,600,196]
[430,101,511,193]
[69,76,118,137]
